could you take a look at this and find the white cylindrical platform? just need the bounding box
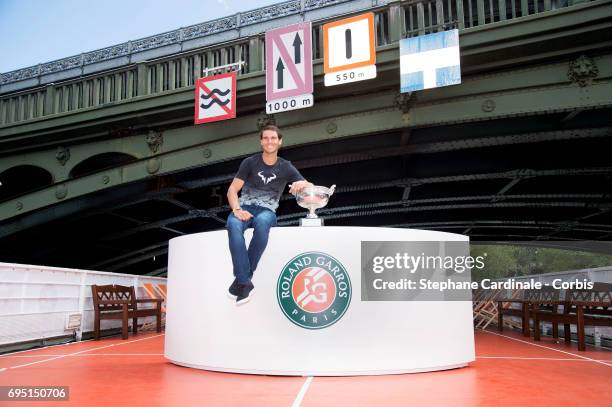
[164,226,475,376]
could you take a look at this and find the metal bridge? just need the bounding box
[1,0,611,277]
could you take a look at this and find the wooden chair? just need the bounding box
[497,286,559,337]
[91,284,163,340]
[143,283,167,314]
[533,282,611,351]
[495,289,526,334]
[140,283,166,331]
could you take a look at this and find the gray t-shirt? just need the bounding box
[235,153,304,212]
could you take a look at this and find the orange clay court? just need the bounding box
[0,328,610,407]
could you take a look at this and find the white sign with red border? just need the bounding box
[194,72,236,124]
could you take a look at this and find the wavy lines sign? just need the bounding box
[194,72,236,124]
[400,29,461,93]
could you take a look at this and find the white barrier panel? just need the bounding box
[0,263,166,346]
[165,226,476,376]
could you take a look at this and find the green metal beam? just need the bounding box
[2,120,611,226]
[0,1,611,233]
[2,49,611,177]
[99,197,612,270]
[276,201,612,225]
[2,1,611,153]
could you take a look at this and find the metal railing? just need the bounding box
[402,0,573,36]
[0,0,582,127]
[0,40,251,125]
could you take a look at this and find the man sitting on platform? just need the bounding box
[226,125,311,305]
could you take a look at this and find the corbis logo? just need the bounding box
[277,251,351,329]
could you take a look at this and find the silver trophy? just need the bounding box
[294,184,336,227]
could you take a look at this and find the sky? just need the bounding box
[0,0,282,73]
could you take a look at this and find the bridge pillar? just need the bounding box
[388,2,403,42]
[248,36,263,72]
[137,63,148,96]
[44,85,55,115]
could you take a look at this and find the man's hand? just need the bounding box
[289,180,313,195]
[234,209,253,221]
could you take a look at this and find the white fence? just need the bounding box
[0,262,166,346]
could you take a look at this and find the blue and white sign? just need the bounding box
[400,29,461,93]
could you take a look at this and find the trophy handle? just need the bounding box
[329,184,336,195]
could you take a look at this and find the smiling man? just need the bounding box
[226,125,311,305]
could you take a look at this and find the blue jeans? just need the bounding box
[226,204,277,284]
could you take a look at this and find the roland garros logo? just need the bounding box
[277,252,351,329]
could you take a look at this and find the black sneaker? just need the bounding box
[236,281,255,305]
[227,278,240,300]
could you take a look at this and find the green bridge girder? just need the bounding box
[1,1,611,222]
[0,0,611,275]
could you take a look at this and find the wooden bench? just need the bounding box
[91,284,163,340]
[497,286,560,337]
[497,289,529,336]
[532,282,612,351]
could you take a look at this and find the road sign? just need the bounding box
[323,12,376,86]
[400,29,461,92]
[266,22,313,114]
[194,72,236,125]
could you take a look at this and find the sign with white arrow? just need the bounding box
[265,22,314,114]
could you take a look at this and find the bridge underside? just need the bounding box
[2,1,612,277]
[1,106,611,276]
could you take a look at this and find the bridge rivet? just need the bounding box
[203,148,212,159]
[146,158,161,174]
[481,99,496,112]
[55,185,68,200]
[326,122,337,134]
[102,175,110,184]
[16,202,23,211]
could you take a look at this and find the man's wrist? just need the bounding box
[233,207,241,213]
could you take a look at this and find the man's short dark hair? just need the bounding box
[259,125,282,140]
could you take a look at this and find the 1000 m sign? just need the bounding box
[266,94,314,114]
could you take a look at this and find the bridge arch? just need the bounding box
[69,152,138,179]
[0,165,54,201]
